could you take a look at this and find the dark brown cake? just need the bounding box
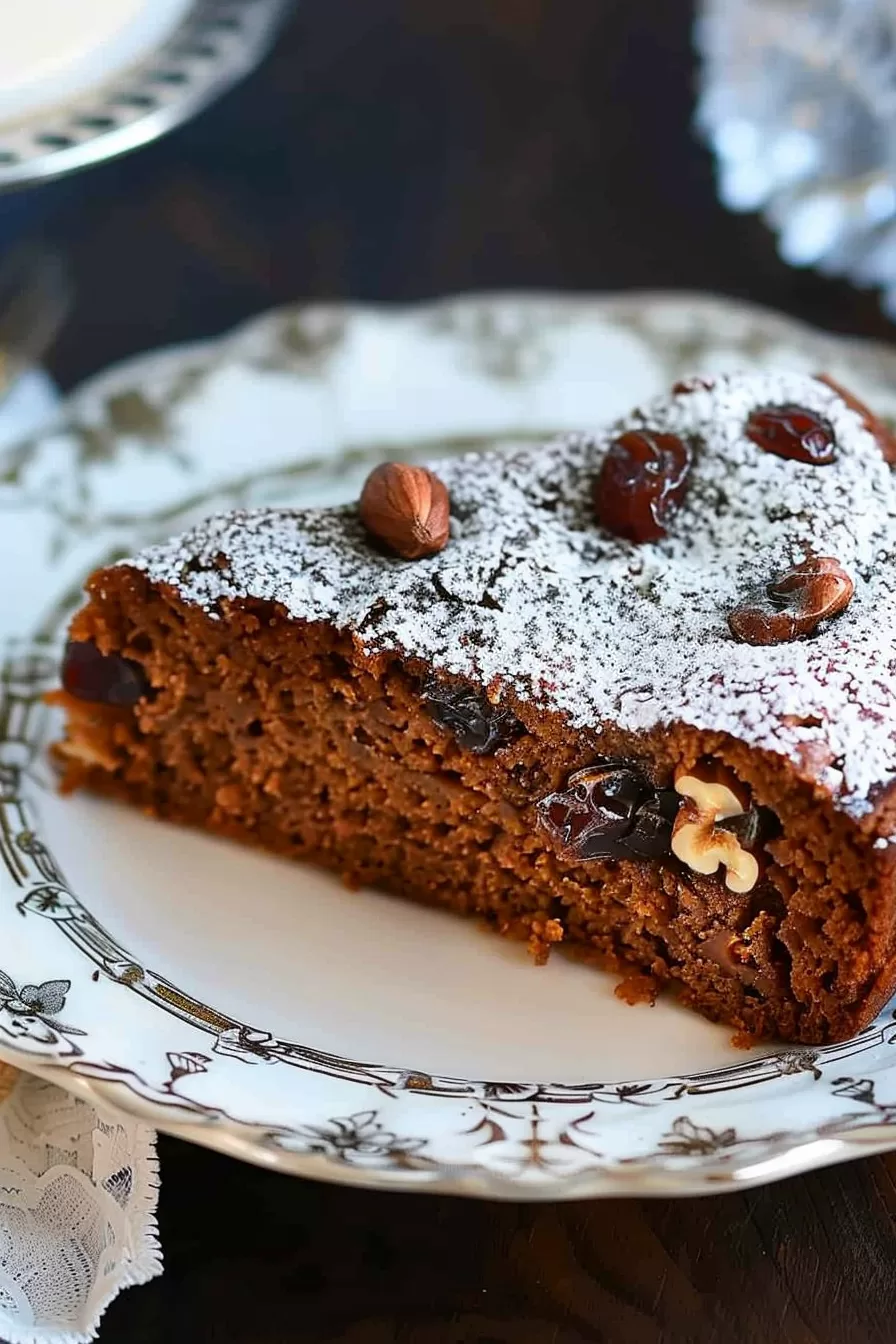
[50,372,896,1044]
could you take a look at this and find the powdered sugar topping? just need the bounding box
[130,372,896,817]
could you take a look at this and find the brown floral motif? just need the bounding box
[164,1051,210,1093]
[0,970,85,1055]
[658,1116,738,1157]
[251,308,347,377]
[18,885,70,917]
[829,1076,896,1125]
[462,1104,608,1177]
[268,1111,430,1170]
[832,1077,878,1106]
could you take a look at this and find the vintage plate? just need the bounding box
[4,293,896,1200]
[0,0,291,190]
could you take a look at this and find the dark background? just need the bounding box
[25,2,896,1340]
[38,0,896,393]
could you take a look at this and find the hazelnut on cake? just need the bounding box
[50,372,896,1044]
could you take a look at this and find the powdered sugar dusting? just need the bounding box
[130,372,896,818]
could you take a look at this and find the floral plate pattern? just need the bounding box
[4,293,896,1198]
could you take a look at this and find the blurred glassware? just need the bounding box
[0,243,70,402]
[696,0,896,316]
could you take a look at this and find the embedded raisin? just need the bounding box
[537,759,679,861]
[594,430,692,543]
[421,676,522,754]
[624,789,681,857]
[61,641,149,707]
[745,405,836,465]
[716,804,780,852]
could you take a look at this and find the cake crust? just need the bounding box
[128,371,896,819]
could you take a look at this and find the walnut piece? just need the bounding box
[670,764,759,894]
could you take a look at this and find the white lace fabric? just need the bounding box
[0,375,162,1341]
[0,1071,160,1344]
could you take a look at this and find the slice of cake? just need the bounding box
[50,372,896,1044]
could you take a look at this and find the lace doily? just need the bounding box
[0,366,160,1341]
[0,1065,160,1344]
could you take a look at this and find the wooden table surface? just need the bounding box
[29,3,896,1340]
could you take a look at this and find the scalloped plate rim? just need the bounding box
[3,290,896,1199]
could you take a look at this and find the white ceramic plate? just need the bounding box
[4,293,896,1200]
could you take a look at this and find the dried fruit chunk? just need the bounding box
[421,676,521,754]
[622,790,682,857]
[671,763,760,894]
[728,556,854,646]
[537,759,679,861]
[745,405,836,465]
[815,373,896,465]
[594,430,692,543]
[359,463,450,560]
[61,640,149,707]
